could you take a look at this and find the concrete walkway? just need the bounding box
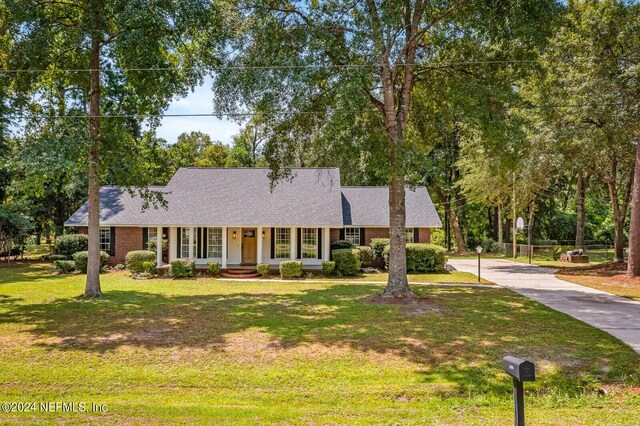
[449,258,640,354]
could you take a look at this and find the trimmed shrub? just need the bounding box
[382,243,446,273]
[330,239,353,252]
[72,251,110,273]
[53,260,75,273]
[357,246,373,267]
[332,248,361,276]
[256,263,270,276]
[113,263,126,271]
[170,259,195,278]
[370,238,390,260]
[125,250,156,273]
[321,260,336,276]
[207,262,220,276]
[49,254,68,262]
[279,260,303,278]
[142,261,157,275]
[54,234,88,258]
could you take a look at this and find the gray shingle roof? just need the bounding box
[341,186,442,227]
[65,168,344,227]
[65,168,442,228]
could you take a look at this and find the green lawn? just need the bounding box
[307,270,493,284]
[1,262,639,425]
[451,249,613,269]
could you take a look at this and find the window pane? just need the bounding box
[344,227,360,246]
[181,228,190,258]
[275,228,290,259]
[99,228,111,252]
[404,228,414,243]
[302,228,317,259]
[207,228,222,258]
[148,227,157,240]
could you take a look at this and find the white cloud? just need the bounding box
[154,76,241,145]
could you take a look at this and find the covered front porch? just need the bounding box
[153,226,331,269]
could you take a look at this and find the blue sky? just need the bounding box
[153,76,240,145]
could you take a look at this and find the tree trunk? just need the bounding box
[628,137,640,275]
[606,156,633,264]
[613,212,625,263]
[497,203,503,245]
[490,207,498,241]
[432,185,466,251]
[528,201,535,261]
[575,173,587,248]
[382,175,412,298]
[607,179,628,263]
[84,32,102,298]
[449,209,466,251]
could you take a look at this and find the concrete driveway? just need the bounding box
[448,258,640,355]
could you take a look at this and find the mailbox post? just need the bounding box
[502,356,535,426]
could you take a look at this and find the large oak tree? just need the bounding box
[214,0,559,297]
[5,0,223,296]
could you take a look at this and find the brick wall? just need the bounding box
[418,228,431,243]
[74,226,168,265]
[111,227,143,265]
[330,227,431,246]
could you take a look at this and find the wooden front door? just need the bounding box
[241,228,257,264]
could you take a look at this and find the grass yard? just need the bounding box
[312,270,493,284]
[1,262,639,425]
[450,248,615,269]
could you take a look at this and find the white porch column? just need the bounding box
[323,228,330,261]
[290,226,296,260]
[257,226,263,264]
[156,226,163,267]
[188,226,195,260]
[169,227,177,262]
[222,226,228,268]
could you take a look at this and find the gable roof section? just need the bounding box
[65,168,345,227]
[341,186,442,227]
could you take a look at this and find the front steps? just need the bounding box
[220,268,261,279]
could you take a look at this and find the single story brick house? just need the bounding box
[65,168,442,268]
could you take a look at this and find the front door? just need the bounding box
[241,228,257,264]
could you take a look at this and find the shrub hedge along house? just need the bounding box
[65,168,442,269]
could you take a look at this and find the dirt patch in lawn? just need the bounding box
[363,294,444,316]
[556,262,640,301]
[602,274,640,286]
[557,262,627,277]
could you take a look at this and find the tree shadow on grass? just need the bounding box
[0,262,65,285]
[0,284,637,396]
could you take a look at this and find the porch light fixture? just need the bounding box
[233,231,237,239]
[262,230,265,238]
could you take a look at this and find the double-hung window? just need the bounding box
[302,228,317,259]
[181,228,191,258]
[275,228,290,258]
[404,228,415,243]
[207,227,223,258]
[344,227,360,246]
[99,228,111,252]
[148,227,158,242]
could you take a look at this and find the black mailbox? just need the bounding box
[502,356,535,382]
[502,356,536,426]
